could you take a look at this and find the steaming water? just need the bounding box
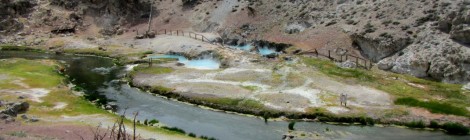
[150,55,220,70]
[230,44,279,55]
[230,44,254,51]
[258,46,278,55]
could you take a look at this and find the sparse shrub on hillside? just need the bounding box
[364,22,376,33]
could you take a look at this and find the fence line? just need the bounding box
[155,29,212,44]
[153,29,372,70]
[301,49,372,70]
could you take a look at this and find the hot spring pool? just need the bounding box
[257,46,278,55]
[230,44,279,56]
[149,55,220,70]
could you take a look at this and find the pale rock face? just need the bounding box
[351,34,412,62]
[378,30,470,83]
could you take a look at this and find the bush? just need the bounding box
[161,126,186,134]
[288,122,296,130]
[442,122,469,135]
[405,120,425,129]
[148,119,159,125]
[429,121,440,129]
[188,133,196,137]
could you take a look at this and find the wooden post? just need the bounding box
[328,50,331,59]
[315,49,318,57]
[147,5,153,34]
[177,30,179,36]
[346,55,348,61]
[356,57,359,66]
[148,58,152,67]
[164,29,166,34]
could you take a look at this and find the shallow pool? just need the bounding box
[150,54,220,70]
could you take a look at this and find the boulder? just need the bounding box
[464,83,470,91]
[450,24,470,44]
[0,102,29,117]
[264,53,278,59]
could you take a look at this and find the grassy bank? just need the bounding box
[302,57,470,117]
[0,58,197,139]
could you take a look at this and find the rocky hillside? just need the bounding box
[1,0,469,84]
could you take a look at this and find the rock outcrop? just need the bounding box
[351,34,412,62]
[378,30,470,83]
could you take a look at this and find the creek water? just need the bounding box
[1,51,468,140]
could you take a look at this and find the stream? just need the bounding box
[1,51,468,140]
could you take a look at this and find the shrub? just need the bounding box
[405,120,425,129]
[441,122,469,135]
[288,122,296,130]
[429,120,440,129]
[161,126,186,134]
[188,133,197,137]
[148,119,159,125]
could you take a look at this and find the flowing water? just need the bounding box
[1,51,469,140]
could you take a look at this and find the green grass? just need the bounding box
[8,131,27,137]
[302,57,375,82]
[196,97,266,110]
[130,65,174,76]
[0,44,43,52]
[64,48,111,57]
[241,85,260,91]
[395,97,468,116]
[442,122,470,135]
[0,59,63,89]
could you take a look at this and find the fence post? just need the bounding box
[356,57,358,66]
[346,55,348,61]
[315,49,318,57]
[164,29,166,34]
[148,58,152,67]
[328,50,331,59]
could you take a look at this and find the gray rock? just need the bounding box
[340,60,357,69]
[21,114,28,120]
[29,117,39,122]
[450,24,470,44]
[463,83,470,91]
[285,21,312,34]
[18,95,25,99]
[0,102,29,117]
